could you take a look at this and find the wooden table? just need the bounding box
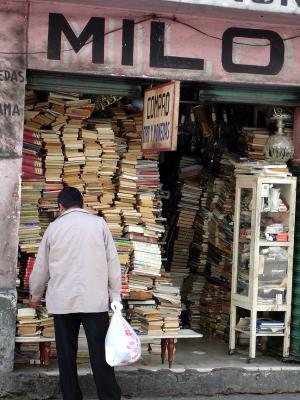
[15,329,203,369]
[15,336,55,368]
[138,329,203,367]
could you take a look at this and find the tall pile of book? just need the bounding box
[153,274,181,333]
[19,181,44,254]
[39,128,64,215]
[61,125,85,191]
[206,155,235,284]
[96,119,119,209]
[187,207,211,275]
[81,128,102,213]
[181,274,206,330]
[169,157,202,289]
[60,97,95,192]
[199,281,231,337]
[19,125,44,254]
[116,153,137,210]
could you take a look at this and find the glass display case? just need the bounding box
[229,175,296,361]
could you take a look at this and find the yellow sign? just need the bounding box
[142,81,180,152]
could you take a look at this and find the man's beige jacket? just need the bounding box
[29,208,121,314]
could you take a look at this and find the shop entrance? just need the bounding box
[15,71,300,369]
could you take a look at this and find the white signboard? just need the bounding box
[142,81,179,152]
[164,0,300,15]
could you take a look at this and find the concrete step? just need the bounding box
[2,366,300,399]
[5,338,300,399]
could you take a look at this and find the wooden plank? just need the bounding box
[139,329,203,341]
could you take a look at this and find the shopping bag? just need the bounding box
[105,301,141,367]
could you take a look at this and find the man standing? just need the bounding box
[29,187,122,400]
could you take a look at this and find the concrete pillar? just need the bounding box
[0,2,26,372]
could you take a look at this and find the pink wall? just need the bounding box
[27,2,300,86]
[0,1,26,372]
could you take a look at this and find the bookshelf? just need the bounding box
[229,175,296,362]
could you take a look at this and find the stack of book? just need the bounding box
[22,129,43,179]
[161,312,180,334]
[134,307,163,334]
[19,180,44,254]
[256,319,285,333]
[237,317,285,334]
[199,281,231,337]
[136,159,161,191]
[169,156,203,288]
[153,276,181,332]
[187,207,211,275]
[37,307,55,337]
[22,256,35,290]
[137,191,165,242]
[208,183,235,284]
[46,95,95,193]
[127,113,143,159]
[41,130,64,184]
[169,226,194,288]
[81,128,102,213]
[116,153,138,208]
[102,208,123,237]
[122,208,143,238]
[39,183,63,214]
[235,161,290,177]
[115,135,128,157]
[127,273,153,301]
[113,238,132,299]
[204,156,235,284]
[16,307,41,337]
[96,119,119,209]
[39,128,64,215]
[61,125,85,191]
[130,241,161,278]
[181,274,206,330]
[243,127,270,160]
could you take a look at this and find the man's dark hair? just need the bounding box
[58,187,83,209]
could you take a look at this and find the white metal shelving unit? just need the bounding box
[229,175,296,362]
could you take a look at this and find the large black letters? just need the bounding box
[122,19,134,66]
[47,14,287,76]
[150,21,204,70]
[47,13,105,63]
[222,27,284,75]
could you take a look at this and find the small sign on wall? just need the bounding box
[142,81,180,152]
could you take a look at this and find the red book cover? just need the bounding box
[23,136,42,145]
[22,152,41,161]
[138,180,160,185]
[22,159,43,168]
[24,129,41,138]
[23,164,44,176]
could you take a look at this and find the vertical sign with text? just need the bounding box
[142,81,180,152]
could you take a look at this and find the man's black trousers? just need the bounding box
[53,312,121,400]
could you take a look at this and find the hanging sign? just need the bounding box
[142,81,179,152]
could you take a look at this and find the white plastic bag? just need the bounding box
[105,301,141,367]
